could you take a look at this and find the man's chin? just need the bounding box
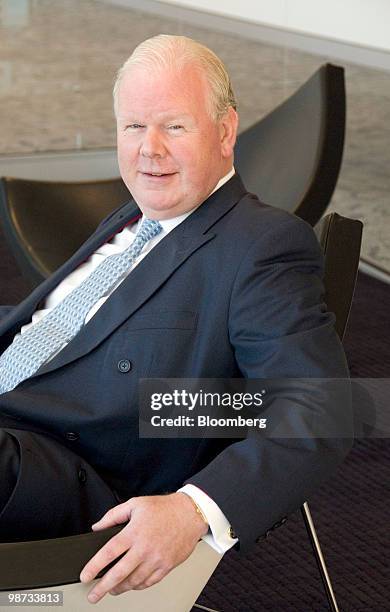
[132,195,184,220]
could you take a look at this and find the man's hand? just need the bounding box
[79,492,209,603]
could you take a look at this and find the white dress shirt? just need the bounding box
[15,167,238,553]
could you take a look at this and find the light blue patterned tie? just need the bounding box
[0,218,162,394]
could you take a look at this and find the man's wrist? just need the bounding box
[178,484,238,553]
[177,492,209,537]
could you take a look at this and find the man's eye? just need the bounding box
[125,124,144,130]
[167,125,183,131]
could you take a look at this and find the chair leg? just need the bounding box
[301,502,340,612]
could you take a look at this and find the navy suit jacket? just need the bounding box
[0,174,351,552]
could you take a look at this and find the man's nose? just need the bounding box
[140,127,166,158]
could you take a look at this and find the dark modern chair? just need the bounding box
[235,63,346,226]
[301,212,362,612]
[0,177,130,288]
[0,212,362,612]
[0,526,222,611]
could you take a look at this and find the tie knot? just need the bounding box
[138,218,163,242]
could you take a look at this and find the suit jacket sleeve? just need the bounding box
[0,306,15,321]
[185,214,353,553]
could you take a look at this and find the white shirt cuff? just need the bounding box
[178,484,238,554]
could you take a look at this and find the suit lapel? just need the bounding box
[9,174,248,379]
[36,230,215,376]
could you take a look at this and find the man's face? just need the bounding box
[116,63,237,219]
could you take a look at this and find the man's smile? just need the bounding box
[138,171,178,182]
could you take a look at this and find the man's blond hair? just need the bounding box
[113,34,237,121]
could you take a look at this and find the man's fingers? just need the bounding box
[110,564,166,594]
[80,493,204,603]
[131,567,168,591]
[92,501,132,530]
[84,548,142,603]
[80,527,132,583]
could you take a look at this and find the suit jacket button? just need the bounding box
[256,534,267,542]
[256,530,271,543]
[118,359,132,373]
[78,468,87,483]
[65,432,79,441]
[273,516,288,529]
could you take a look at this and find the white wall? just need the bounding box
[161,0,390,52]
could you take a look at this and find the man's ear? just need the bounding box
[220,107,239,158]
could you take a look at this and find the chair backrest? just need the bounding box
[315,212,363,340]
[0,177,130,287]
[234,63,346,226]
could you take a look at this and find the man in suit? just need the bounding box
[0,35,351,603]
